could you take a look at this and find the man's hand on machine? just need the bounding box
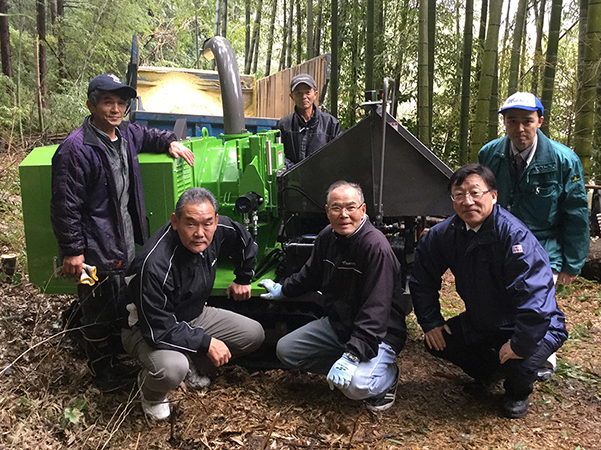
[257,279,284,300]
[226,282,251,301]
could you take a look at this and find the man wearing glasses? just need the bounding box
[409,163,567,418]
[258,181,407,413]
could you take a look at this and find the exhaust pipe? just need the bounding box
[203,36,246,135]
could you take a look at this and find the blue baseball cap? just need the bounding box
[87,74,137,99]
[498,92,544,116]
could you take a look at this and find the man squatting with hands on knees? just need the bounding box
[409,163,567,419]
[259,181,407,412]
[121,188,265,420]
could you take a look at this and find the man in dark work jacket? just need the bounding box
[259,181,406,413]
[410,163,567,419]
[276,73,342,168]
[122,187,264,420]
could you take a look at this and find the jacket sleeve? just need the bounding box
[134,265,213,354]
[502,226,557,358]
[409,226,449,333]
[50,139,89,257]
[215,217,258,285]
[557,150,589,275]
[345,242,398,360]
[281,231,326,296]
[128,122,177,155]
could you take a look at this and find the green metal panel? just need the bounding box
[138,152,193,236]
[19,144,75,294]
[20,132,285,295]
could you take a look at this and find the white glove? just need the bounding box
[257,279,284,300]
[327,354,359,390]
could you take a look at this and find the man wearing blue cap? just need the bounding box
[51,73,195,391]
[277,73,342,168]
[479,92,589,378]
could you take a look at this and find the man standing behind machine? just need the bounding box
[479,92,589,380]
[277,73,342,168]
[51,73,194,392]
[479,92,589,287]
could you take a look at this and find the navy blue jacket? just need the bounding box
[410,205,567,358]
[282,218,407,361]
[126,217,258,353]
[50,117,177,275]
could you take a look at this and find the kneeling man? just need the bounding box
[122,188,265,420]
[410,164,567,418]
[259,181,407,412]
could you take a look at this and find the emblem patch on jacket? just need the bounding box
[512,244,524,254]
[571,175,581,182]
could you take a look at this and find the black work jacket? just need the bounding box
[282,217,407,361]
[276,106,342,168]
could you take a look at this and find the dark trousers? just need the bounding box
[76,275,126,377]
[427,315,552,400]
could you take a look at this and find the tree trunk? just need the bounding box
[37,0,47,108]
[246,0,263,74]
[215,0,222,37]
[470,0,503,161]
[428,0,435,134]
[265,0,277,76]
[488,54,499,140]
[573,0,601,177]
[223,0,228,38]
[578,0,588,83]
[418,0,431,147]
[366,0,374,91]
[507,0,528,95]
[287,0,293,68]
[296,0,302,64]
[541,0,562,136]
[392,0,410,118]
[307,0,314,60]
[279,0,288,71]
[459,0,474,165]
[0,0,12,78]
[474,0,488,84]
[531,0,546,94]
[314,0,322,57]
[245,0,251,72]
[331,0,338,117]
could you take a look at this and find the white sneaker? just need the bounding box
[141,398,170,421]
[186,365,211,390]
[138,371,170,420]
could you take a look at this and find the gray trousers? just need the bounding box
[122,306,264,401]
[276,317,398,400]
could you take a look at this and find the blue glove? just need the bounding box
[327,354,359,390]
[257,279,284,300]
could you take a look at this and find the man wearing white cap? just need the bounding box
[479,92,589,378]
[277,73,342,168]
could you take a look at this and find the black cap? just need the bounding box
[290,73,317,92]
[87,74,137,99]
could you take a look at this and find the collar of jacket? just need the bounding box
[82,115,128,148]
[293,105,318,125]
[501,130,557,176]
[450,206,498,249]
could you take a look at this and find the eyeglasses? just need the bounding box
[328,204,364,214]
[450,189,492,203]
